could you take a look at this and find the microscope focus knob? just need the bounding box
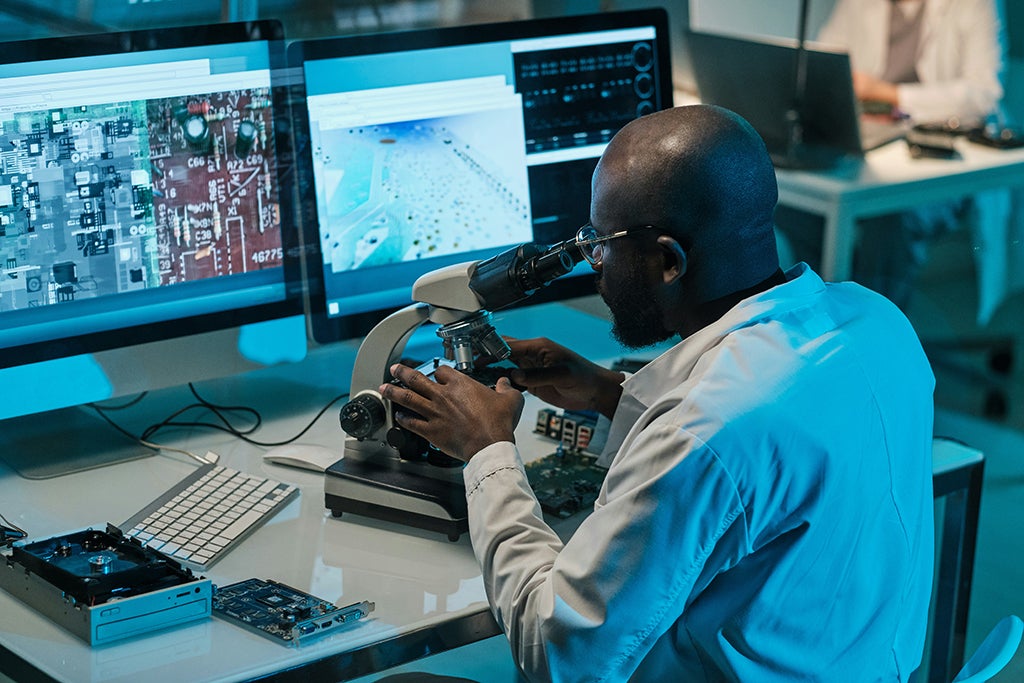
[339,394,386,439]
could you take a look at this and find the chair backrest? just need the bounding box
[951,615,1023,683]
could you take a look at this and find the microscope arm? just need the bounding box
[348,302,432,401]
[349,260,483,398]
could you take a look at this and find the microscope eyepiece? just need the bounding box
[469,239,583,311]
[517,240,582,292]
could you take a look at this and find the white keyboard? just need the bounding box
[122,463,299,572]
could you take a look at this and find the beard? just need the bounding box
[596,253,674,349]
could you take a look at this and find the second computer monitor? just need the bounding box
[289,9,674,343]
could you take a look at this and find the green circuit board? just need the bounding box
[525,449,607,519]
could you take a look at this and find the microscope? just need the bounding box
[325,240,583,540]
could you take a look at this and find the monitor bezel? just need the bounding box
[0,19,304,368]
[288,8,674,346]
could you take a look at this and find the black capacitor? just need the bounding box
[183,114,211,154]
[235,119,258,158]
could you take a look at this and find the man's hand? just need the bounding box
[852,70,899,108]
[380,363,524,463]
[507,337,625,420]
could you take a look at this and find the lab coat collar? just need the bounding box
[621,263,824,409]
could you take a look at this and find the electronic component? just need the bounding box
[524,449,607,519]
[0,524,211,645]
[534,408,600,453]
[212,578,373,646]
[0,515,26,547]
[527,406,608,518]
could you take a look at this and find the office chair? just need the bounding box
[951,615,1023,683]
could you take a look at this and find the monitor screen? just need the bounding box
[289,9,674,343]
[0,21,307,476]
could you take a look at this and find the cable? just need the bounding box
[137,384,264,443]
[1,511,27,547]
[89,385,350,455]
[88,401,212,465]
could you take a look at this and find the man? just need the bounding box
[381,104,935,681]
[777,0,1009,318]
[818,0,1003,124]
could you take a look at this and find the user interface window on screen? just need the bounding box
[0,41,286,351]
[303,26,661,319]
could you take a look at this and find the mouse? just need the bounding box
[262,443,342,473]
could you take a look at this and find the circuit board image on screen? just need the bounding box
[0,87,281,312]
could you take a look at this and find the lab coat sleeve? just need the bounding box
[463,425,747,683]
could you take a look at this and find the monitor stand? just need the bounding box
[0,406,157,480]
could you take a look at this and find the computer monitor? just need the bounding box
[686,29,894,164]
[0,20,306,478]
[288,9,674,344]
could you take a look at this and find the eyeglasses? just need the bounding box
[574,223,656,266]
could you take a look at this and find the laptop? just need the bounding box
[686,30,908,165]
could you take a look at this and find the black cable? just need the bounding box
[90,384,350,449]
[137,384,263,442]
[88,402,158,449]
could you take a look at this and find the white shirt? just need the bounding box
[464,264,935,682]
[816,0,1004,123]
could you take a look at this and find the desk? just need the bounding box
[775,139,1024,289]
[0,301,987,682]
[0,303,621,683]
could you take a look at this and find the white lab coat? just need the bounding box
[816,0,1004,124]
[464,265,935,682]
[817,0,1012,324]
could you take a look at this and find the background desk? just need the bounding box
[775,139,1024,324]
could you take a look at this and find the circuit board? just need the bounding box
[212,578,373,646]
[524,449,607,519]
[0,86,281,313]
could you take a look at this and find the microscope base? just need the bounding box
[324,457,468,542]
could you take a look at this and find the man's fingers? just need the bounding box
[506,337,552,368]
[389,363,437,395]
[379,378,433,418]
[391,407,429,433]
[382,368,434,417]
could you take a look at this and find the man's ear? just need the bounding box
[656,235,687,284]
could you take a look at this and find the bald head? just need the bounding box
[592,104,780,304]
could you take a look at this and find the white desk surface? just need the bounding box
[775,138,1024,281]
[0,303,630,683]
[0,302,984,682]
